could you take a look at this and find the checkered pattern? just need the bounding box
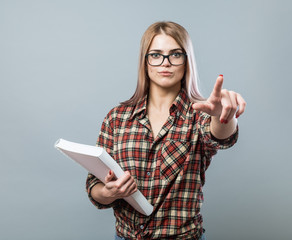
[86,89,238,240]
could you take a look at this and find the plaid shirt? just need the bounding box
[86,89,238,240]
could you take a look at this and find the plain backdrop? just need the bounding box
[1,0,292,239]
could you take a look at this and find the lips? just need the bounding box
[159,71,173,76]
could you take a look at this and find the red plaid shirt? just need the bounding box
[86,89,238,239]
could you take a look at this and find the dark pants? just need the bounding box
[115,233,206,240]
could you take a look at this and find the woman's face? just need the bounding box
[146,34,185,92]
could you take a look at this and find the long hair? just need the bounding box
[121,21,204,106]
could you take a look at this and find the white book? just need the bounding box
[54,138,153,216]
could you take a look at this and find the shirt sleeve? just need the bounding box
[195,111,239,185]
[85,110,120,209]
[196,111,239,159]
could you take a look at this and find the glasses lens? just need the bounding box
[169,53,185,65]
[147,54,163,66]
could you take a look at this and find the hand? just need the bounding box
[192,75,246,123]
[102,170,137,200]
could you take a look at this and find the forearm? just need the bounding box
[210,116,238,139]
[90,182,117,205]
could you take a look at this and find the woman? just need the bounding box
[86,21,246,240]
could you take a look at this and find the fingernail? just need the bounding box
[109,170,112,175]
[224,120,228,124]
[219,74,223,77]
[236,114,239,118]
[220,119,225,124]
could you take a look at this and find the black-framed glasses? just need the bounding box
[145,52,187,66]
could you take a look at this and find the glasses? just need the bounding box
[145,52,187,66]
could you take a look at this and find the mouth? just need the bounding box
[158,71,173,76]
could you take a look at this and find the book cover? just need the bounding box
[55,138,153,216]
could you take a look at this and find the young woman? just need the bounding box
[86,21,246,240]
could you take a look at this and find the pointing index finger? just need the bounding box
[211,75,224,98]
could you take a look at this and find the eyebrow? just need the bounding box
[148,48,184,53]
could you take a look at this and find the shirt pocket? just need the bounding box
[160,140,190,182]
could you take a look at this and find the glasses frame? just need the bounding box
[145,52,187,66]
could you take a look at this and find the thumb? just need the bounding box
[192,102,212,114]
[105,170,116,183]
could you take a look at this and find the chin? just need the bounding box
[149,76,182,89]
[157,82,181,90]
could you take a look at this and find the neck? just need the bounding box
[148,84,181,111]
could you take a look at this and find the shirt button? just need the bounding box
[140,225,144,229]
[147,172,151,176]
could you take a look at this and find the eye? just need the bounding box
[149,53,161,59]
[171,52,183,58]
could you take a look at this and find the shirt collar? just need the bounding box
[130,94,148,120]
[169,88,190,120]
[130,88,190,120]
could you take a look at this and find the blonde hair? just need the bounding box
[121,21,204,105]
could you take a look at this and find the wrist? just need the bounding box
[101,186,117,204]
[210,116,237,139]
[91,183,117,205]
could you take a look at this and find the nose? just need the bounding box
[161,56,171,66]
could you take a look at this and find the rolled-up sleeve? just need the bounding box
[197,111,238,159]
[85,109,119,209]
[195,111,239,184]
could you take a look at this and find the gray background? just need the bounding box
[1,0,291,239]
